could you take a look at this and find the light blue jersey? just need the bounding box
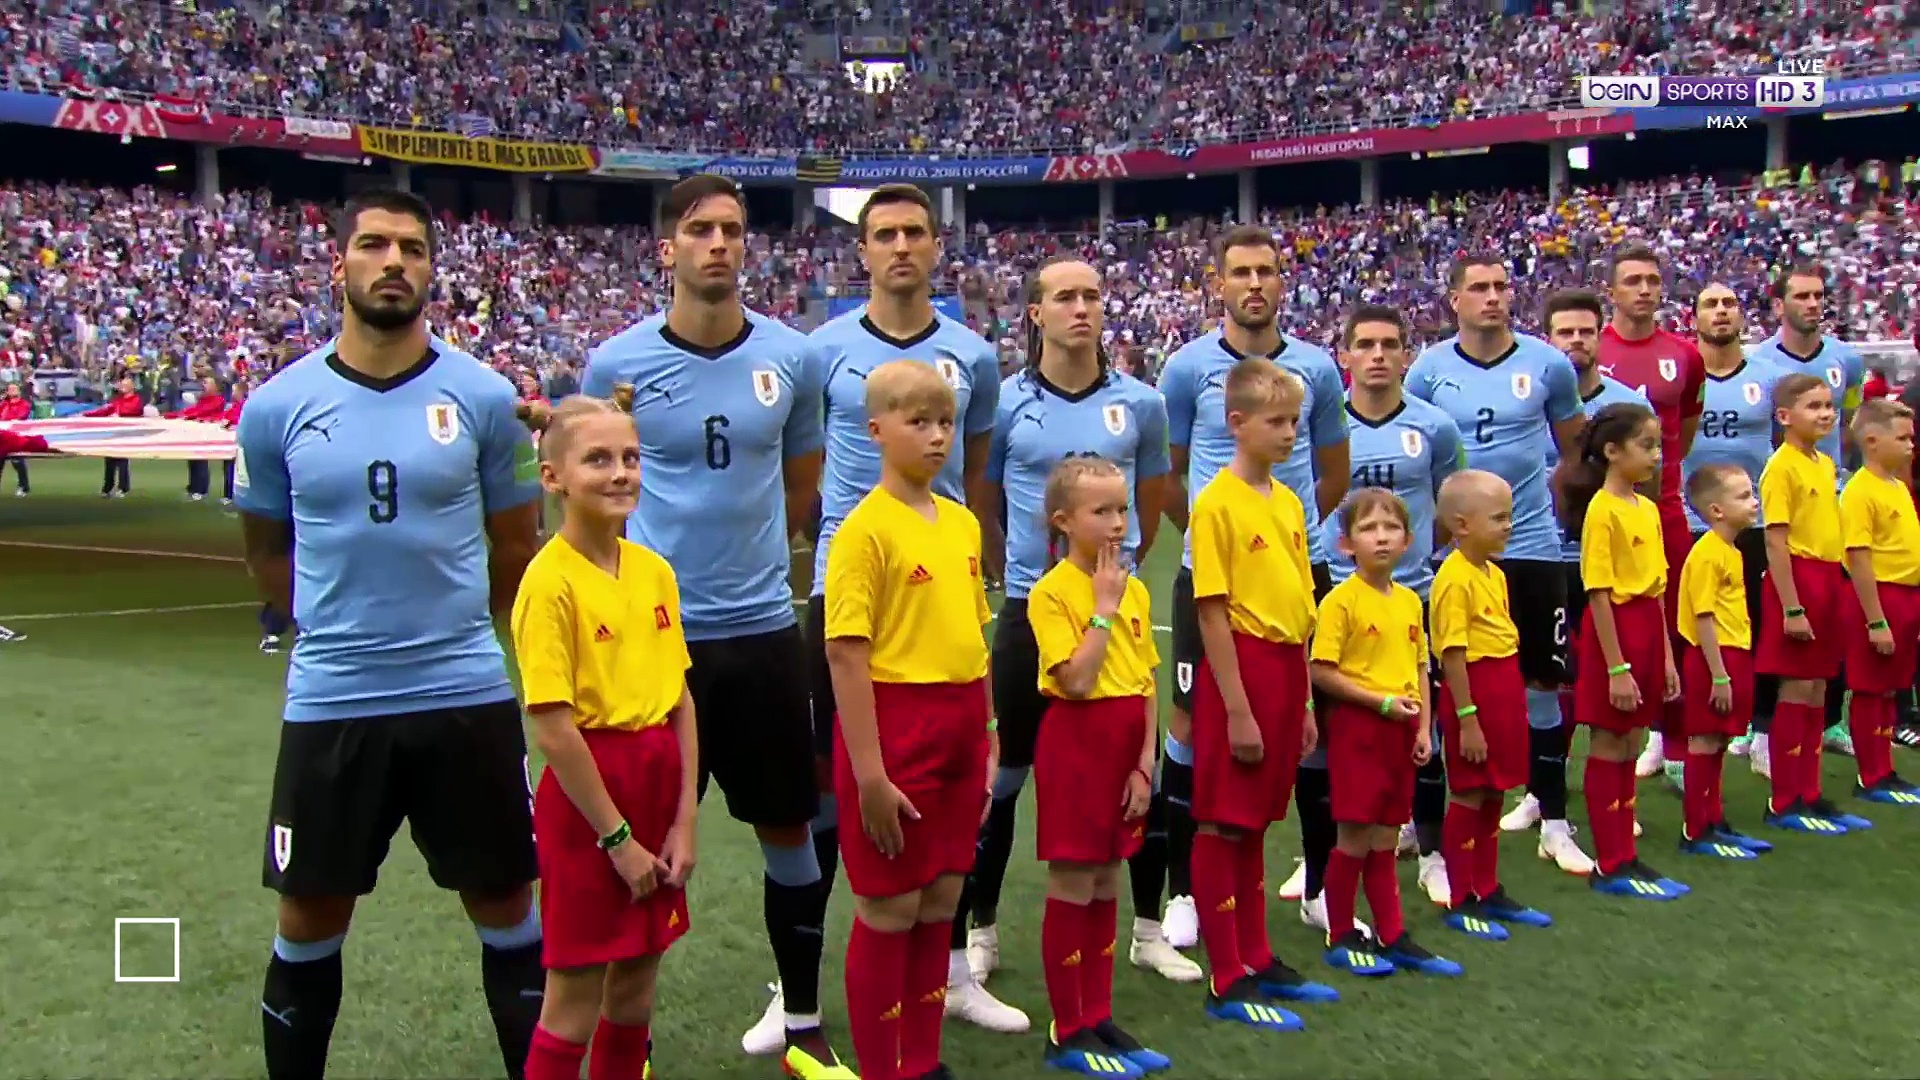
[1681,359,1783,533]
[583,310,825,640]
[234,340,540,722]
[1405,334,1581,561]
[1323,396,1464,598]
[1159,330,1347,566]
[1547,376,1648,562]
[986,367,1172,598]
[1748,332,1864,470]
[807,308,1000,595]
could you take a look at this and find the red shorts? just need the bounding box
[1192,634,1306,830]
[1576,594,1667,734]
[535,724,690,969]
[1439,653,1528,793]
[1034,695,1149,863]
[1682,644,1754,738]
[833,679,989,899]
[1844,581,1920,694]
[1755,556,1845,680]
[1325,701,1416,825]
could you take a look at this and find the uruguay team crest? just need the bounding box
[1176,662,1193,695]
[1826,366,1843,388]
[271,824,293,873]
[1743,381,1764,405]
[1103,403,1128,436]
[1658,357,1677,382]
[753,369,781,407]
[1401,429,1424,457]
[935,357,961,388]
[1511,372,1532,400]
[427,403,460,445]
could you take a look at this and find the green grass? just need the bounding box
[8,454,1920,1079]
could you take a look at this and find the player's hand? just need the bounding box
[1122,768,1151,820]
[1710,679,1733,715]
[1608,671,1641,713]
[659,822,697,888]
[1386,696,1421,721]
[1870,623,1896,656]
[1459,719,1488,763]
[1663,660,1681,702]
[858,775,920,859]
[608,839,661,901]
[1300,709,1319,757]
[1091,541,1128,618]
[1784,612,1814,642]
[1412,728,1433,766]
[1228,707,1264,764]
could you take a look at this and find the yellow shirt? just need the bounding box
[1759,442,1843,562]
[1841,468,1920,587]
[1429,550,1519,661]
[1676,529,1751,650]
[1189,470,1316,644]
[1580,488,1667,600]
[511,536,690,731]
[1029,561,1158,699]
[1310,575,1426,699]
[824,487,991,683]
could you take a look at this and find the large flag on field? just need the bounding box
[0,417,236,460]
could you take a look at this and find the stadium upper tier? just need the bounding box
[3,0,1914,156]
[1,162,1911,381]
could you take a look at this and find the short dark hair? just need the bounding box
[1541,288,1605,330]
[337,188,435,252]
[660,173,745,232]
[1608,242,1661,283]
[1214,224,1278,266]
[1446,254,1504,291]
[1341,304,1407,349]
[1770,262,1827,301]
[857,183,934,239]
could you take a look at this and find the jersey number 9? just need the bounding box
[367,460,399,523]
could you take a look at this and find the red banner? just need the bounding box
[1108,110,1635,179]
[52,99,361,155]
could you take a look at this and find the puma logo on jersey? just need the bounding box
[295,418,338,443]
[1249,535,1268,552]
[593,624,614,642]
[908,565,933,584]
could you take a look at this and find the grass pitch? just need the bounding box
[7,455,1920,1078]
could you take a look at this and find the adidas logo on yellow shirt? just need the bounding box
[907,565,933,585]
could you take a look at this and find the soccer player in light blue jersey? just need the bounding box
[1158,225,1348,946]
[1327,304,1462,908]
[779,184,1016,1045]
[959,254,1194,1025]
[580,175,851,1080]
[234,189,547,1080]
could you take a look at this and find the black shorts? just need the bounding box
[989,599,1046,770]
[804,596,836,759]
[689,625,819,828]
[1500,558,1569,687]
[1172,563,1331,713]
[1732,526,1768,632]
[263,698,536,898]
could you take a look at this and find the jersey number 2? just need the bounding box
[367,460,399,523]
[1473,407,1496,445]
[703,414,731,470]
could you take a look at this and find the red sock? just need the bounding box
[1853,692,1895,788]
[1361,848,1405,945]
[1041,898,1087,1038]
[1440,801,1479,907]
[1473,797,1503,899]
[1323,849,1364,941]
[1800,700,1828,804]
[1583,756,1624,874]
[844,919,909,1080]
[1768,701,1804,813]
[1614,757,1641,863]
[1683,748,1723,839]
[526,1025,589,1080]
[1234,830,1273,973]
[1081,897,1118,1027]
[897,919,950,1078]
[1190,831,1242,995]
[587,1018,649,1080]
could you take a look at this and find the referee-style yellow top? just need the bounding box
[1189,470,1316,645]
[1311,575,1425,699]
[1676,529,1751,651]
[1760,442,1843,562]
[1429,550,1518,661]
[1841,468,1920,587]
[824,487,991,684]
[511,536,689,731]
[1029,560,1158,699]
[1580,488,1667,600]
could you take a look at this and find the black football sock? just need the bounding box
[1295,766,1335,902]
[262,935,344,1080]
[1127,790,1169,918]
[1160,757,1195,898]
[1529,723,1573,821]
[949,878,974,951]
[477,913,544,1080]
[1412,754,1447,856]
[764,840,830,1022]
[969,792,1020,928]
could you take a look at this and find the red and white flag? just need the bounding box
[154,91,208,125]
[0,417,236,460]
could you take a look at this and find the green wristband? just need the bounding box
[987,716,998,733]
[1711,676,1732,687]
[1869,619,1890,631]
[597,820,631,852]
[1608,663,1632,676]
[1378,696,1395,716]
[1785,606,1806,618]
[1455,705,1479,719]
[1087,614,1113,631]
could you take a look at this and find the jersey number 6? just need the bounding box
[703,414,732,470]
[367,460,400,523]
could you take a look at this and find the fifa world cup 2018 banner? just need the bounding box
[0,418,237,461]
[358,127,597,173]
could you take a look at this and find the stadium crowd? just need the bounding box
[2,0,1914,154]
[3,156,1916,406]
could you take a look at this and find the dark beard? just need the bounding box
[345,284,426,331]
